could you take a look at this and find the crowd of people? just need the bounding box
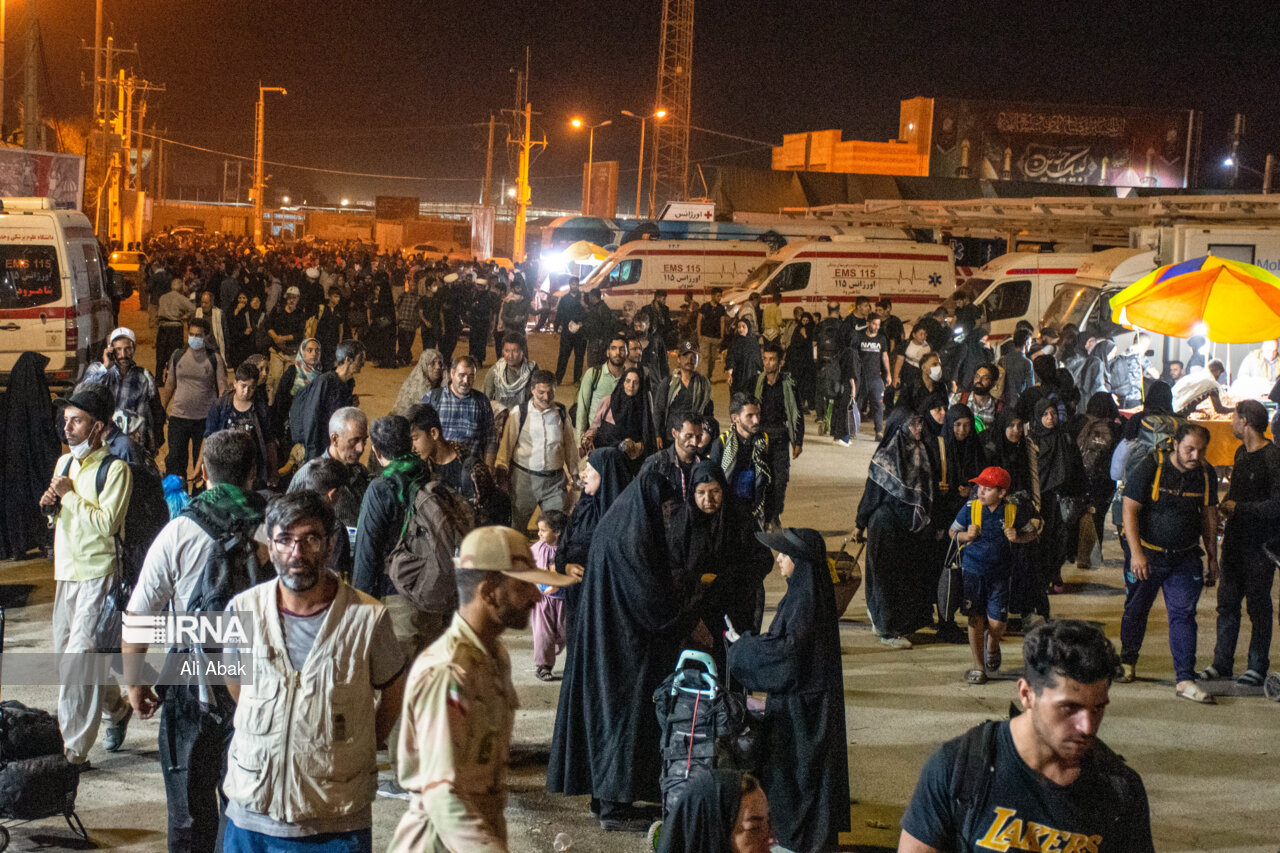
[4,229,1277,852]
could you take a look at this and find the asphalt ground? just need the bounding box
[0,294,1277,851]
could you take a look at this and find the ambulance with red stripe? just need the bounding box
[0,198,113,388]
[969,252,1090,344]
[581,239,772,311]
[723,234,956,323]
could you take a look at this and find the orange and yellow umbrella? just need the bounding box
[1109,255,1280,343]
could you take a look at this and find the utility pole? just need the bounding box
[1229,113,1245,190]
[0,0,7,140]
[92,0,101,121]
[22,0,37,150]
[482,113,495,207]
[252,83,287,246]
[504,100,545,264]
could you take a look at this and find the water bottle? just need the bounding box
[552,832,572,852]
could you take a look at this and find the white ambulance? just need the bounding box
[970,252,1090,344]
[1038,248,1157,345]
[0,198,114,388]
[723,234,956,324]
[580,239,772,311]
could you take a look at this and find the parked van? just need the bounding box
[1037,248,1156,352]
[0,198,114,388]
[970,252,1089,343]
[581,239,771,311]
[723,234,956,324]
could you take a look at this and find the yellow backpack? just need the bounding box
[965,499,1017,545]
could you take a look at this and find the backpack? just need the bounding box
[387,480,475,612]
[819,356,844,398]
[0,702,79,821]
[948,720,1140,850]
[60,450,167,587]
[1122,414,1184,487]
[179,497,267,615]
[1078,418,1116,479]
[567,367,603,426]
[513,399,568,439]
[938,501,1019,621]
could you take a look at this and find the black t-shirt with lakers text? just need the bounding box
[901,721,1154,853]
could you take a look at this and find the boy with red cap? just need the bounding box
[949,466,1039,684]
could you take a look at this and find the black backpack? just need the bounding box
[948,720,1140,850]
[179,497,267,615]
[60,449,167,587]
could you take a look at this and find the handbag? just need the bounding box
[1058,495,1086,526]
[936,537,964,624]
[92,562,130,654]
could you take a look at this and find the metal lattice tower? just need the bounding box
[651,0,693,209]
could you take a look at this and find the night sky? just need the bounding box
[20,1,1280,210]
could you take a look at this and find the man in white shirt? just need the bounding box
[496,369,579,534]
[194,290,226,361]
[123,429,265,853]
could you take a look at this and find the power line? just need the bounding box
[137,130,481,182]
[689,125,776,147]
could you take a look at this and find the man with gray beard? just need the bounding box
[222,490,407,850]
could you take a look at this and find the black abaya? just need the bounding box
[857,409,935,638]
[0,352,60,559]
[656,769,746,853]
[548,471,694,806]
[727,528,850,853]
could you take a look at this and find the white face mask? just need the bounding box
[69,438,94,460]
[929,365,942,381]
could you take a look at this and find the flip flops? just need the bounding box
[966,669,988,685]
[1175,682,1216,704]
[1236,670,1265,687]
[985,647,1002,673]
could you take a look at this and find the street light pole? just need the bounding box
[252,84,286,246]
[571,117,611,215]
[621,109,666,218]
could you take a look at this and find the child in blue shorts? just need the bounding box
[949,466,1038,684]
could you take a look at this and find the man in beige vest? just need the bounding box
[389,527,577,852]
[222,490,407,850]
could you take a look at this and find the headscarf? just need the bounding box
[556,447,632,577]
[1032,396,1074,495]
[597,367,655,451]
[394,348,444,415]
[944,403,987,490]
[983,408,1031,494]
[1084,391,1120,421]
[730,527,840,692]
[292,337,321,394]
[1121,379,1174,440]
[379,452,430,504]
[918,393,949,493]
[666,460,730,587]
[868,407,932,532]
[657,769,747,853]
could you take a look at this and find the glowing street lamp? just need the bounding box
[570,117,612,214]
[620,108,667,219]
[340,198,349,207]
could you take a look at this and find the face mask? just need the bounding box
[69,438,94,460]
[929,365,942,381]
[188,336,205,350]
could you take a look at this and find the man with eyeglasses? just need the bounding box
[222,490,407,850]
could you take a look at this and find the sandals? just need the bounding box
[1237,669,1265,687]
[1196,665,1225,681]
[1118,663,1136,683]
[985,647,1002,673]
[535,666,556,682]
[1175,682,1216,704]
[965,668,988,685]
